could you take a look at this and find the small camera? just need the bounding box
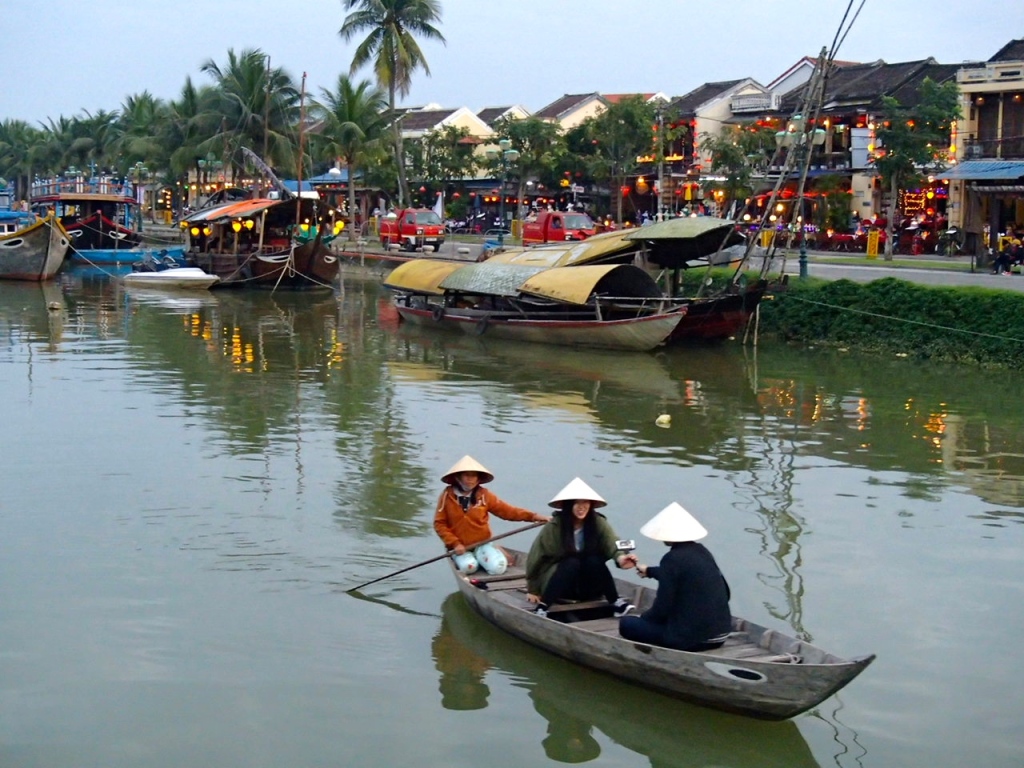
[615,539,636,552]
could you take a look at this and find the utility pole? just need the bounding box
[656,108,665,221]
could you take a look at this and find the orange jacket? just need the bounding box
[434,485,538,550]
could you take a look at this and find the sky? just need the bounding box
[1,0,1019,124]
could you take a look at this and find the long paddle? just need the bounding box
[346,520,546,593]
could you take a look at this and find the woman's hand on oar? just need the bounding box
[346,520,546,593]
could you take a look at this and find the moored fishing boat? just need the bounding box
[487,223,772,342]
[29,177,185,266]
[451,547,874,720]
[384,259,685,352]
[181,196,339,289]
[0,212,71,281]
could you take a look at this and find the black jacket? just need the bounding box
[643,542,732,649]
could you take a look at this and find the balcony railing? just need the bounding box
[964,137,1024,160]
[30,178,133,199]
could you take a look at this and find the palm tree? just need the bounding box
[311,75,389,239]
[0,119,43,201]
[339,0,445,207]
[200,48,300,183]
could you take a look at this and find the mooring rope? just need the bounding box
[786,294,1024,344]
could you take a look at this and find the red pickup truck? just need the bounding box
[378,208,446,251]
[521,210,597,246]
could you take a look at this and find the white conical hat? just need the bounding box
[548,477,607,509]
[640,502,708,542]
[441,455,494,485]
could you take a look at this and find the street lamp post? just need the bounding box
[131,161,149,233]
[486,138,519,248]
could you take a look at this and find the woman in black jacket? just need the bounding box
[619,502,732,652]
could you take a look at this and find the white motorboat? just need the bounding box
[122,266,219,290]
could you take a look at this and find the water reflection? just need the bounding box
[433,594,820,768]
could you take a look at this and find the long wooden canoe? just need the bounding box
[451,548,874,720]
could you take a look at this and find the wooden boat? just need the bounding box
[486,224,770,342]
[671,280,769,341]
[182,197,339,289]
[30,180,141,250]
[451,548,875,721]
[437,593,821,766]
[29,178,186,266]
[0,212,71,281]
[385,259,685,352]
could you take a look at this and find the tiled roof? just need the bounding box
[666,80,743,116]
[989,38,1024,62]
[400,108,459,132]
[775,58,967,114]
[887,62,962,104]
[534,93,601,120]
[476,107,514,126]
[602,93,656,104]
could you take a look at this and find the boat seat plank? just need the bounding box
[568,617,622,635]
[547,598,610,615]
[481,578,528,592]
[703,643,780,660]
[470,569,527,584]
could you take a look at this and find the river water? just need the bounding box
[2,268,1022,767]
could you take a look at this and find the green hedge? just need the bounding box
[678,271,1024,369]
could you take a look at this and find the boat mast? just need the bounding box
[294,72,306,235]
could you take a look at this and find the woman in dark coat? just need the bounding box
[526,477,637,618]
[619,502,732,652]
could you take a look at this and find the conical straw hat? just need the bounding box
[640,502,707,542]
[548,477,607,509]
[441,455,494,485]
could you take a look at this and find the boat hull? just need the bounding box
[0,215,70,281]
[395,303,684,352]
[68,245,187,266]
[191,241,339,289]
[452,550,874,720]
[671,284,768,341]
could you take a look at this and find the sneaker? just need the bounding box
[533,604,549,618]
[612,598,635,618]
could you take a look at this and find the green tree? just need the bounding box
[872,78,961,259]
[200,48,300,182]
[412,123,478,191]
[339,0,445,208]
[581,97,655,225]
[311,74,389,238]
[0,119,43,200]
[111,91,167,175]
[700,123,777,217]
[813,173,854,232]
[492,115,563,217]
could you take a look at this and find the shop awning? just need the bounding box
[939,160,1024,181]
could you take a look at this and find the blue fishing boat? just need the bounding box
[30,176,184,266]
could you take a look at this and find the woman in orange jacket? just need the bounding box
[434,455,548,575]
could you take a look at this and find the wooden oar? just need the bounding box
[346,520,546,593]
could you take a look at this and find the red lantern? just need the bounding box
[453,192,461,199]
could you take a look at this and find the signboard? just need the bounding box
[866,229,880,258]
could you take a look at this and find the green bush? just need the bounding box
[753,277,1024,368]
